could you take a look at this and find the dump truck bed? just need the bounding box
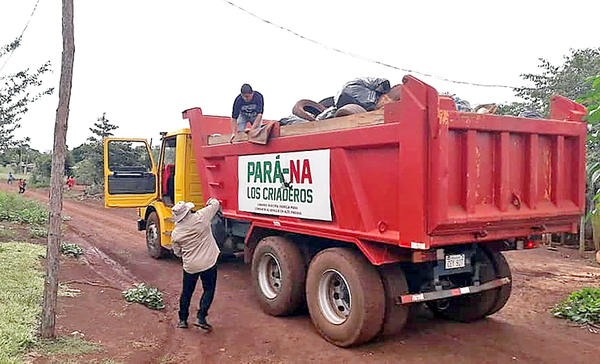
[184,76,587,258]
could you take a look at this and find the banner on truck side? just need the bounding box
[238,149,331,221]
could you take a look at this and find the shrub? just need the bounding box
[553,287,600,325]
[60,242,84,257]
[0,192,48,225]
[122,283,165,310]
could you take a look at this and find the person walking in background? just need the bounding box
[7,172,14,184]
[170,198,221,331]
[66,176,75,191]
[18,179,26,194]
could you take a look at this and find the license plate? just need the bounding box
[445,254,466,269]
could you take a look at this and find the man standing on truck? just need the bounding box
[230,83,264,142]
[171,198,221,331]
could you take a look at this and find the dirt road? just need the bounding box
[7,184,600,363]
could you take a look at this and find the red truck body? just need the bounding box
[184,76,587,265]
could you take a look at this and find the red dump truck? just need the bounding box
[104,75,587,347]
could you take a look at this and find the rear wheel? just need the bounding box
[429,248,497,322]
[146,212,167,259]
[306,248,385,347]
[251,236,306,316]
[486,250,512,316]
[379,265,410,336]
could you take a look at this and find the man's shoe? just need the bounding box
[194,318,213,331]
[178,320,188,329]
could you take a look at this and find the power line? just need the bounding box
[218,0,515,89]
[0,0,42,73]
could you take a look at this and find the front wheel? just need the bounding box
[146,212,167,259]
[306,248,385,347]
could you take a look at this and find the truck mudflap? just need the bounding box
[396,277,511,305]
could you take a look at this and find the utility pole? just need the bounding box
[41,0,74,338]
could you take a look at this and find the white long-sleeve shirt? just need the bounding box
[171,199,221,274]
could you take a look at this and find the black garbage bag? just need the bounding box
[452,96,473,112]
[335,77,391,111]
[279,115,310,126]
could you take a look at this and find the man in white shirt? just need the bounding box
[171,198,221,331]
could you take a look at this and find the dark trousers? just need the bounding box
[178,264,217,322]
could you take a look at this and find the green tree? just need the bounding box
[73,113,119,185]
[582,75,600,180]
[0,39,54,151]
[499,48,600,117]
[71,143,92,164]
[30,152,52,186]
[88,112,118,143]
[29,150,72,186]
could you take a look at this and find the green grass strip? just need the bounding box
[0,242,46,364]
[0,191,48,226]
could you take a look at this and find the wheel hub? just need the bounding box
[147,223,158,245]
[257,253,282,300]
[318,269,351,325]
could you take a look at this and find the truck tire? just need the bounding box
[334,104,367,117]
[251,236,306,316]
[486,250,512,316]
[378,265,410,337]
[306,248,385,347]
[430,249,497,322]
[292,99,325,121]
[146,212,167,259]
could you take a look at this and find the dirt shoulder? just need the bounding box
[3,183,600,363]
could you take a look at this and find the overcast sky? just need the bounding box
[1,0,599,152]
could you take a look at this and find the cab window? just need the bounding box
[106,140,155,195]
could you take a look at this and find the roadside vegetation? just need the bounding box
[553,287,600,328]
[0,242,46,363]
[122,283,165,310]
[60,242,84,257]
[0,190,48,226]
[0,189,99,363]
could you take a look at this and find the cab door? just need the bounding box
[104,138,158,207]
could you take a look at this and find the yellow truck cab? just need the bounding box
[104,129,206,258]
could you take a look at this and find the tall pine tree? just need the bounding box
[88,112,118,142]
[74,112,118,184]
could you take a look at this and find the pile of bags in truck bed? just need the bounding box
[279,77,522,126]
[279,77,402,126]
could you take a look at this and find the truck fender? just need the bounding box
[143,203,174,249]
[244,226,273,264]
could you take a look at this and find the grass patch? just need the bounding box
[0,242,46,364]
[0,166,28,181]
[28,226,48,238]
[553,287,600,325]
[58,283,81,298]
[0,225,18,238]
[35,336,101,356]
[122,283,165,310]
[157,356,176,364]
[0,191,48,226]
[60,242,84,257]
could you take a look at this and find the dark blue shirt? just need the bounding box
[232,92,264,119]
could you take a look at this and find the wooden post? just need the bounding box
[41,0,74,339]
